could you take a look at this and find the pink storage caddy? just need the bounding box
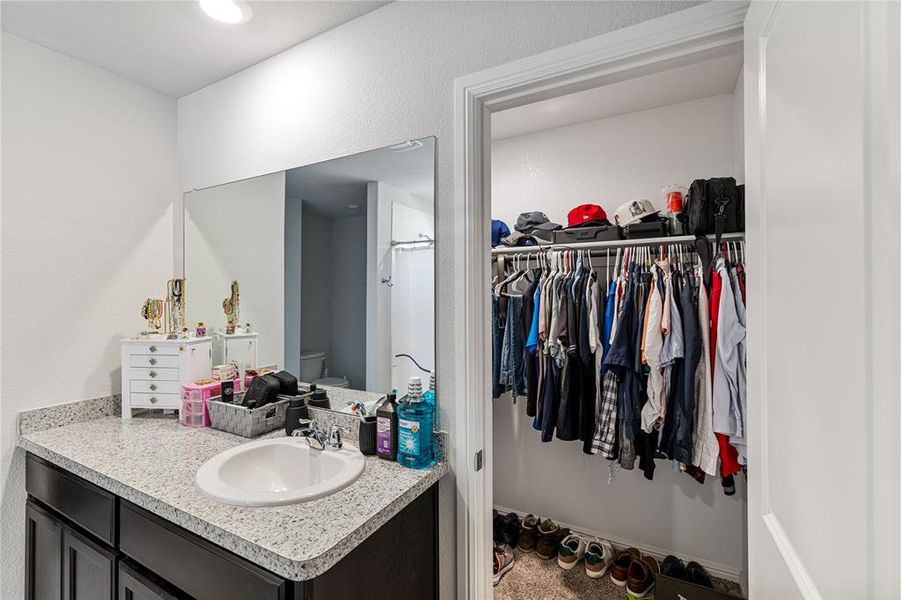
[180,377,251,428]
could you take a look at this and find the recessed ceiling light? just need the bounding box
[199,0,253,24]
[347,204,360,210]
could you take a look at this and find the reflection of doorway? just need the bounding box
[366,181,435,393]
[296,196,368,390]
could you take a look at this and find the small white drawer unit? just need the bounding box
[213,331,258,370]
[120,337,212,419]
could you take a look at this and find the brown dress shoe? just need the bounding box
[626,556,660,597]
[609,547,641,586]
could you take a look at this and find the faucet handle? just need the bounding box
[327,424,350,449]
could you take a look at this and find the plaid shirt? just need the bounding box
[591,370,619,458]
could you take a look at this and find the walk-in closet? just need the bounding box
[488,40,747,600]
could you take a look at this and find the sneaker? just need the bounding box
[610,548,641,586]
[535,519,563,559]
[493,510,503,544]
[501,511,521,547]
[492,544,515,586]
[686,561,714,589]
[556,534,586,570]
[661,555,687,580]
[517,514,540,553]
[584,538,615,579]
[626,556,660,598]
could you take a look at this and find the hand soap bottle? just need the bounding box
[397,376,435,469]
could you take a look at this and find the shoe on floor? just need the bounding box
[556,534,586,570]
[661,554,687,580]
[535,519,562,560]
[501,511,521,547]
[686,560,714,589]
[493,510,503,544]
[492,544,515,586]
[610,547,641,586]
[626,555,660,598]
[517,514,540,553]
[584,538,615,579]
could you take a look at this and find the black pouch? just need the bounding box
[683,177,744,242]
[624,217,668,239]
[242,374,281,409]
[553,224,621,244]
[271,371,298,396]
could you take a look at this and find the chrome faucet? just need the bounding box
[291,420,349,451]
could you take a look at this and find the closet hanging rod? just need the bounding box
[490,232,744,255]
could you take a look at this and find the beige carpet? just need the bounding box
[494,548,742,600]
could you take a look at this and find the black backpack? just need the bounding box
[683,177,744,243]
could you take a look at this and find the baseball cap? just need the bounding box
[567,204,609,228]
[612,199,660,226]
[501,231,538,247]
[491,219,510,247]
[515,211,562,233]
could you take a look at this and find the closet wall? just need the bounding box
[491,92,746,576]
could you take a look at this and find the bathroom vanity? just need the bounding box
[19,408,445,600]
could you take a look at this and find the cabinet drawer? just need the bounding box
[129,367,179,382]
[120,501,286,600]
[125,343,180,356]
[130,380,181,394]
[129,393,180,409]
[26,454,116,546]
[129,355,179,369]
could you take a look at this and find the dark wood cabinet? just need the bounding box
[62,526,116,600]
[118,562,181,600]
[26,500,63,600]
[25,451,437,600]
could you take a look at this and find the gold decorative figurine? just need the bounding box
[222,280,240,334]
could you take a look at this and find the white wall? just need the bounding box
[490,93,745,574]
[175,3,697,595]
[491,94,736,229]
[184,171,286,368]
[0,33,177,598]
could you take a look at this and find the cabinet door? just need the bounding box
[118,562,180,600]
[186,341,212,382]
[226,337,257,370]
[26,501,63,600]
[62,527,115,600]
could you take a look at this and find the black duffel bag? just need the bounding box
[241,374,282,409]
[683,177,744,243]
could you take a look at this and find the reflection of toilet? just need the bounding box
[299,352,350,388]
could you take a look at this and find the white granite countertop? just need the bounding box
[18,415,446,580]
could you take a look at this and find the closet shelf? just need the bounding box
[490,232,744,255]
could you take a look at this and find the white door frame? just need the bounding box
[452,3,748,596]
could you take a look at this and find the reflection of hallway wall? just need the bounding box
[185,171,286,369]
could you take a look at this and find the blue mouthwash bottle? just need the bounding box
[422,371,436,408]
[397,376,435,469]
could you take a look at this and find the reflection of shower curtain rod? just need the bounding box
[391,238,434,247]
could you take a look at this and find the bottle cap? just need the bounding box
[408,376,423,396]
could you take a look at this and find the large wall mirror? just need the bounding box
[184,138,436,411]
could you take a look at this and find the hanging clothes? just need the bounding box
[490,239,747,494]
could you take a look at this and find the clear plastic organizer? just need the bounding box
[206,393,293,437]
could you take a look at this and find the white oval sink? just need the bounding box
[195,437,365,507]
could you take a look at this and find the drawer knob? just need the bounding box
[149,371,157,378]
[149,384,157,391]
[149,396,158,404]
[149,345,157,353]
[149,358,157,365]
